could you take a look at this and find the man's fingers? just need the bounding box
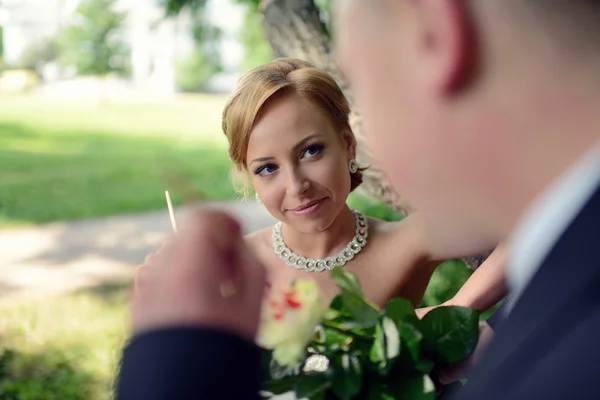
[231,238,267,302]
[134,265,151,293]
[173,208,242,281]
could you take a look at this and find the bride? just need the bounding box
[217,57,506,312]
[134,58,505,399]
[136,58,505,315]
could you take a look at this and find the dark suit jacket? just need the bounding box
[115,328,261,399]
[454,183,600,400]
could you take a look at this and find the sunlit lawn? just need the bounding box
[0,284,129,400]
[0,93,237,228]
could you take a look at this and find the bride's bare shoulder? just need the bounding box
[244,226,273,249]
[366,215,404,235]
[367,214,426,249]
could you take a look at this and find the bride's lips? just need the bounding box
[289,198,325,216]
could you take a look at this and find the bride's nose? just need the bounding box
[285,167,310,198]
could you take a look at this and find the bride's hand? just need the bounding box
[130,208,267,341]
[415,300,454,319]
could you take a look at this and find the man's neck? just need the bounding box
[492,80,600,240]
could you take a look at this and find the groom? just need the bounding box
[334,1,600,398]
[116,1,600,399]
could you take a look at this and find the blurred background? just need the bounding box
[0,0,476,398]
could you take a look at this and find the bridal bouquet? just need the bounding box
[257,268,479,399]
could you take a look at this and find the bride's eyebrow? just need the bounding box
[249,134,323,166]
[249,156,275,167]
[293,134,322,152]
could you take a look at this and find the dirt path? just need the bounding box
[0,201,275,302]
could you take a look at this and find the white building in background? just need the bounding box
[0,0,245,96]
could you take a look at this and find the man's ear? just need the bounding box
[416,0,477,94]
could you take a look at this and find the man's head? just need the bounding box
[335,0,600,253]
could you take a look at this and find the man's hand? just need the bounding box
[131,208,267,342]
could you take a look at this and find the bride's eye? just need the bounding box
[254,163,278,177]
[301,143,324,159]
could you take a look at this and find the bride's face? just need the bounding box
[246,93,355,233]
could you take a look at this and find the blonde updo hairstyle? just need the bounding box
[222,58,364,195]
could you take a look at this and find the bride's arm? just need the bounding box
[416,244,507,318]
[444,243,507,312]
[393,214,508,314]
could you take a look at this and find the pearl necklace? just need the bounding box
[271,210,369,272]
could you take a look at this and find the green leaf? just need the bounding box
[384,297,415,327]
[331,268,364,296]
[370,323,385,366]
[294,373,331,399]
[366,376,395,400]
[325,296,349,320]
[269,357,302,380]
[421,306,479,364]
[330,354,363,400]
[367,373,435,400]
[400,321,423,362]
[397,374,436,400]
[349,336,374,357]
[308,391,326,400]
[331,269,381,328]
[382,317,401,360]
[367,387,395,400]
[329,295,348,313]
[323,327,354,350]
[414,359,435,374]
[262,377,297,396]
[369,318,400,372]
[261,349,273,380]
[324,308,341,320]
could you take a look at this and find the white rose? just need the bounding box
[257,279,325,367]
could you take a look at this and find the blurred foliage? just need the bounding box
[162,0,332,73]
[170,4,223,89]
[0,27,4,59]
[18,38,58,73]
[176,48,222,92]
[348,191,404,222]
[160,0,208,16]
[237,6,273,71]
[56,0,130,76]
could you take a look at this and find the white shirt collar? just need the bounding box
[506,141,600,312]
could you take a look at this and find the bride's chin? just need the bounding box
[286,218,332,235]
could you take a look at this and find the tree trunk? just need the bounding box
[259,0,488,269]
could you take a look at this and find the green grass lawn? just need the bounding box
[0,94,237,228]
[0,284,129,400]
